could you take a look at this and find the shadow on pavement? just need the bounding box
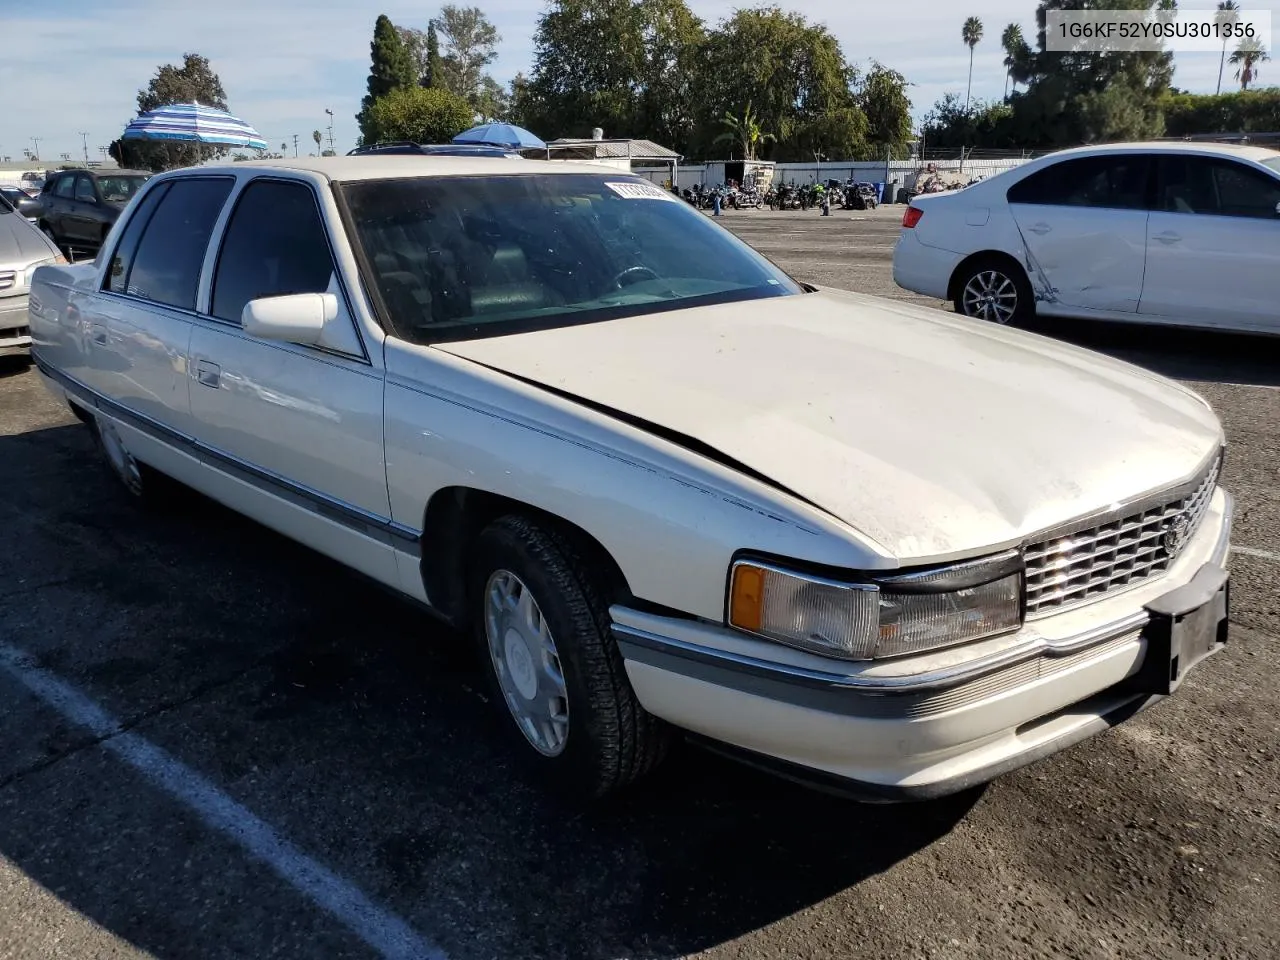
[0,423,979,960]
[1026,318,1280,388]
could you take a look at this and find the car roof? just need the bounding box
[197,156,613,182]
[1044,141,1280,162]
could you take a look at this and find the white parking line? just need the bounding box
[0,643,446,960]
[1234,545,1280,563]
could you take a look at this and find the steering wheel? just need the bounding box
[612,265,660,289]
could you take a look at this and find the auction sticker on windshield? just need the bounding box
[606,181,678,201]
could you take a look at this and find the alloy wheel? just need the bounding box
[483,569,570,757]
[961,269,1018,324]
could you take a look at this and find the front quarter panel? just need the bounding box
[383,339,894,621]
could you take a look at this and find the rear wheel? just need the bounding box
[90,414,184,508]
[953,257,1033,326]
[469,514,670,800]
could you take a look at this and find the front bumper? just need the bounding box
[0,295,31,356]
[614,488,1232,801]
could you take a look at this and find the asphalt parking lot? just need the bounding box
[2,207,1278,960]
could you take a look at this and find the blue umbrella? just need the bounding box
[452,122,546,150]
[122,102,268,150]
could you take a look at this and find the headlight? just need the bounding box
[727,552,1022,660]
[24,256,64,286]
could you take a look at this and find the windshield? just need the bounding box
[0,192,14,214]
[340,173,802,343]
[97,175,150,203]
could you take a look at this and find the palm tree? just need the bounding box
[963,17,984,111]
[1001,23,1024,99]
[1229,38,1269,90]
[312,130,322,155]
[714,102,775,161]
[1215,1,1241,94]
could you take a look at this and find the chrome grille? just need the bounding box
[0,271,15,291]
[1024,456,1220,617]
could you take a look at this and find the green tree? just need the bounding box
[427,21,445,88]
[357,14,416,143]
[857,62,912,157]
[1001,23,1029,98]
[312,130,322,154]
[697,6,862,161]
[437,5,501,107]
[398,20,447,88]
[1011,0,1173,146]
[507,71,532,126]
[525,0,703,150]
[714,102,775,159]
[364,85,475,143]
[1229,39,1269,90]
[116,53,232,171]
[1215,2,1241,94]
[962,16,983,110]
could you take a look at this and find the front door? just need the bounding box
[1006,153,1151,313]
[1139,155,1280,333]
[186,176,395,585]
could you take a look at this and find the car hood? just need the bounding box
[0,212,55,263]
[435,289,1223,560]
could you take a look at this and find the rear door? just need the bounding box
[1005,154,1151,313]
[79,176,234,438]
[1139,154,1280,332]
[187,175,395,585]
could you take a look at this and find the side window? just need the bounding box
[53,176,75,199]
[1007,156,1149,210]
[1209,160,1280,219]
[210,179,336,324]
[126,178,234,310]
[105,183,171,294]
[74,175,97,203]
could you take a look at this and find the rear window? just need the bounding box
[340,173,801,343]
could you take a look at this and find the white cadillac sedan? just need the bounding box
[893,141,1280,335]
[29,157,1232,802]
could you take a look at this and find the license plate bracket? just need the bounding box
[1128,564,1229,696]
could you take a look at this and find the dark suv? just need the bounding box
[347,142,521,159]
[39,169,152,253]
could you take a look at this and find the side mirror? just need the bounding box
[1275,200,1280,216]
[242,293,336,345]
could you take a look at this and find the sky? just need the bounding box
[1,0,1277,162]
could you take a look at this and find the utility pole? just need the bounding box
[324,108,335,153]
[78,132,90,164]
[292,134,299,158]
[30,137,41,161]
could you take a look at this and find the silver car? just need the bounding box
[0,192,62,357]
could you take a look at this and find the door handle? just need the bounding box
[90,323,107,345]
[195,359,221,388]
[1153,232,1182,244]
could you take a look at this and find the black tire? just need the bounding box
[951,256,1034,326]
[468,514,671,800]
[89,415,185,509]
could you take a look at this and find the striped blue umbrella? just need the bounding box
[122,102,268,150]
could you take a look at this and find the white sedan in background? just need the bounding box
[29,157,1232,803]
[893,141,1280,335]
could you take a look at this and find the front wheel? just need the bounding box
[469,515,671,800]
[953,258,1033,326]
